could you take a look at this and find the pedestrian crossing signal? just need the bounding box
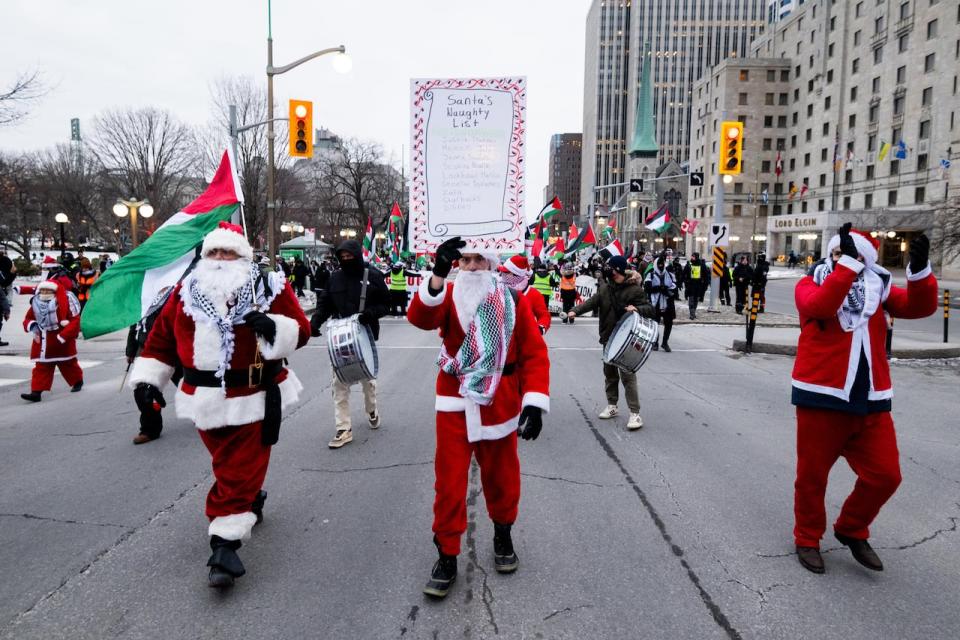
[718,121,743,175]
[289,100,313,158]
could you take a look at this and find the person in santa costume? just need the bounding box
[792,223,938,574]
[497,254,551,334]
[128,221,310,588]
[407,237,550,599]
[20,279,84,402]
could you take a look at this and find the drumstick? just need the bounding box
[119,361,131,392]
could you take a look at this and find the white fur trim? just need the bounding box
[56,334,66,344]
[434,395,519,442]
[59,319,70,327]
[201,227,254,261]
[827,233,878,266]
[521,392,550,414]
[192,321,222,370]
[473,416,518,442]
[436,395,466,411]
[26,321,38,333]
[208,512,257,541]
[37,281,58,291]
[502,259,531,278]
[418,277,446,307]
[176,370,303,430]
[258,314,300,360]
[128,356,175,390]
[836,255,865,274]
[906,262,932,281]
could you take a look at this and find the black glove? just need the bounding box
[517,406,543,441]
[134,382,166,411]
[357,310,374,326]
[432,236,466,279]
[908,234,929,274]
[838,222,859,260]
[244,310,277,345]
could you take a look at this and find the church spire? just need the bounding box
[629,43,659,158]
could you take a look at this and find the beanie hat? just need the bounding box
[826,227,879,267]
[608,255,629,275]
[201,221,254,261]
[498,254,532,277]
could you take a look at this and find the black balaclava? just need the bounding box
[335,240,364,276]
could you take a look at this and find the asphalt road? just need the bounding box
[1,316,958,639]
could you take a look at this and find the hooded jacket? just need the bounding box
[571,273,654,344]
[313,240,389,339]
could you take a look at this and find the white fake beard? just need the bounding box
[453,270,496,330]
[193,258,252,314]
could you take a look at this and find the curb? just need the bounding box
[732,339,960,359]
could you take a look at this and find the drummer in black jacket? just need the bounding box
[566,256,654,431]
[310,240,390,449]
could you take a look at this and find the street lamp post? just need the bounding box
[54,212,69,260]
[264,0,351,269]
[112,199,154,251]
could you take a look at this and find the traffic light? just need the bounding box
[288,99,313,158]
[718,121,743,175]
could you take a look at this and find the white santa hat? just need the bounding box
[498,254,531,277]
[201,221,254,261]
[825,227,879,268]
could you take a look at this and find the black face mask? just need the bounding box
[602,267,614,279]
[339,257,363,275]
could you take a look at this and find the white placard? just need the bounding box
[410,77,526,253]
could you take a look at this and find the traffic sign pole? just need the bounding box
[709,112,727,312]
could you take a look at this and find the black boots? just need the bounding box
[493,522,519,574]
[835,532,884,571]
[796,546,825,574]
[21,391,41,402]
[71,380,83,392]
[252,490,267,525]
[661,342,672,353]
[423,537,457,598]
[207,535,245,588]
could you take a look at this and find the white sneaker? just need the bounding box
[598,405,619,419]
[368,411,381,429]
[626,413,644,430]
[328,429,353,448]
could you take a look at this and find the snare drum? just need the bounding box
[326,315,379,384]
[602,312,659,373]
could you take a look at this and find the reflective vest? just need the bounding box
[76,272,97,301]
[389,271,406,291]
[559,275,576,291]
[690,265,702,280]
[531,274,554,296]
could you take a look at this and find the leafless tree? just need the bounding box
[37,144,116,246]
[0,70,47,126]
[88,107,197,221]
[0,152,51,258]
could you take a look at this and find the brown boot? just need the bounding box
[796,546,825,574]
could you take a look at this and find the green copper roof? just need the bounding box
[629,44,659,157]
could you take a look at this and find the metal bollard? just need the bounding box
[745,290,761,352]
[944,289,950,344]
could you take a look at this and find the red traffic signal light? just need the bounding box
[718,121,743,175]
[289,100,313,158]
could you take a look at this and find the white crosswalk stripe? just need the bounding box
[0,356,106,386]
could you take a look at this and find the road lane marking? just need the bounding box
[0,356,104,368]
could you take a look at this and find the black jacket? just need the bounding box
[312,240,389,339]
[733,263,754,288]
[571,274,654,344]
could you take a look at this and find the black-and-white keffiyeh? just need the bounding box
[186,262,266,387]
[812,260,886,331]
[644,267,675,311]
[31,292,80,332]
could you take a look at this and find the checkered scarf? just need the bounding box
[188,263,259,385]
[438,280,515,405]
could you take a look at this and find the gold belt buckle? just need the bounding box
[249,344,263,387]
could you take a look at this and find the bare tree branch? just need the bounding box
[0,70,48,126]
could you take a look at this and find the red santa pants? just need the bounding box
[198,422,272,521]
[433,412,521,556]
[30,359,83,391]
[794,407,901,548]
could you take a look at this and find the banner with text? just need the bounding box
[409,77,526,254]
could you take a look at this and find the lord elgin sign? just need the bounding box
[767,213,826,233]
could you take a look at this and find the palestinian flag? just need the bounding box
[568,223,578,240]
[537,196,562,222]
[602,238,624,257]
[564,224,597,257]
[80,150,242,338]
[362,217,374,261]
[644,204,670,233]
[529,218,549,261]
[550,237,566,261]
[602,216,617,242]
[387,202,403,262]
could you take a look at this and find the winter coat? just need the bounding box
[309,264,329,291]
[23,292,82,362]
[292,263,309,286]
[644,267,677,320]
[733,263,754,289]
[313,240,389,339]
[682,260,709,295]
[571,275,654,345]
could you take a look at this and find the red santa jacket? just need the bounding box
[792,256,938,406]
[524,287,551,333]
[23,292,81,362]
[129,272,311,430]
[408,277,550,442]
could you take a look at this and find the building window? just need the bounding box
[875,16,884,34]
[852,58,860,73]
[845,170,853,184]
[805,128,812,141]
[893,95,905,115]
[925,53,936,72]
[791,134,798,148]
[868,134,877,152]
[801,201,809,213]
[739,92,749,105]
[804,152,811,166]
[823,122,830,136]
[807,104,814,117]
[867,165,875,179]
[898,34,909,52]
[794,88,800,102]
[764,115,773,127]
[927,19,938,39]
[818,199,826,212]
[856,2,864,18]
[827,70,834,83]
[763,138,772,151]
[781,70,790,82]
[872,77,881,93]
[790,158,796,170]
[865,193,873,208]
[869,104,879,122]
[779,93,789,105]
[919,120,931,139]
[874,47,884,65]
[849,114,857,128]
[830,16,837,31]
[778,116,788,128]
[915,187,925,203]
[843,196,851,210]
[765,93,775,105]
[888,190,898,206]
[795,65,802,78]
[922,87,933,105]
[739,70,750,81]
[765,69,775,81]
[851,86,858,101]
[900,2,910,20]
[918,154,928,170]
[733,205,743,217]
[854,30,862,46]
[828,43,835,58]
[792,112,799,125]
[762,160,771,172]
[890,160,900,175]
[896,66,906,84]
[821,148,829,162]
[825,96,832,110]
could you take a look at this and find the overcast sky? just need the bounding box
[1,0,587,220]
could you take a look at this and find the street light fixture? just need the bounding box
[113,199,153,251]
[54,212,69,260]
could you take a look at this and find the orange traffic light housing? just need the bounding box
[289,99,313,158]
[718,121,743,175]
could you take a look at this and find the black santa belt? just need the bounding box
[183,362,284,445]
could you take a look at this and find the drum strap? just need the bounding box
[359,267,370,313]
